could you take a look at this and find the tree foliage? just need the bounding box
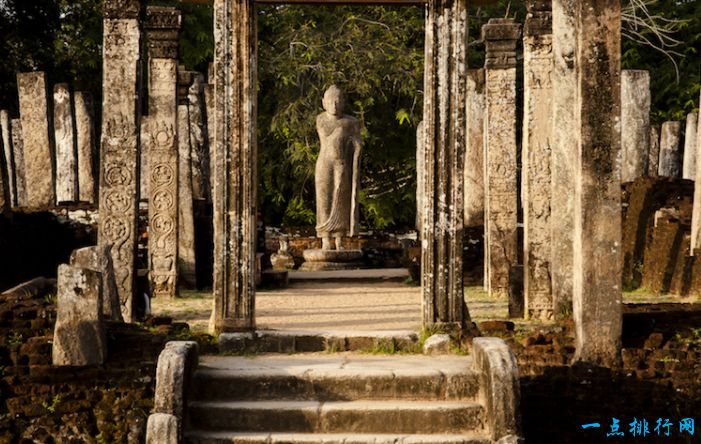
[0,0,698,229]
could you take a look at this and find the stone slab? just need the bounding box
[52,264,106,366]
[658,121,682,178]
[54,83,78,204]
[683,113,698,180]
[17,71,54,208]
[74,91,97,204]
[70,245,123,321]
[10,119,26,207]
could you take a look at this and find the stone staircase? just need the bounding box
[184,355,489,443]
[145,337,521,444]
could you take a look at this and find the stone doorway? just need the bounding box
[210,0,470,335]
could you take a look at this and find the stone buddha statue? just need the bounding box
[314,85,362,251]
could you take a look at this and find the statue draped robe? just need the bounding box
[315,113,362,238]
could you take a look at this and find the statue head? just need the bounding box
[322,85,345,117]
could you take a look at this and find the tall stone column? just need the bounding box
[0,111,16,207]
[98,0,142,322]
[483,18,521,299]
[658,121,682,178]
[54,84,79,204]
[188,74,210,202]
[178,102,197,288]
[694,93,701,254]
[0,135,9,214]
[17,72,55,208]
[204,82,215,198]
[144,6,181,299]
[550,0,577,315]
[683,113,698,180]
[522,0,553,320]
[464,69,485,228]
[74,92,97,204]
[620,70,650,183]
[212,0,257,333]
[10,119,26,207]
[416,120,425,232]
[420,0,469,330]
[572,0,623,366]
[648,126,660,177]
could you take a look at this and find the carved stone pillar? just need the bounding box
[54,84,78,204]
[658,121,682,178]
[212,0,257,333]
[17,72,55,209]
[464,69,485,229]
[483,18,521,299]
[683,113,698,180]
[522,1,553,320]
[620,70,650,183]
[550,0,577,315]
[144,6,181,299]
[573,0,623,365]
[10,119,25,207]
[0,110,16,207]
[421,0,469,330]
[98,0,142,322]
[75,92,97,204]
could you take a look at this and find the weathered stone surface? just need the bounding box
[472,338,521,442]
[98,5,142,322]
[420,0,469,330]
[415,120,425,232]
[0,110,16,207]
[683,113,698,180]
[212,0,258,333]
[52,264,106,366]
[145,6,181,300]
[658,121,682,178]
[70,245,123,322]
[154,341,199,419]
[422,334,451,355]
[54,84,78,204]
[573,0,623,366]
[178,103,197,289]
[522,1,552,320]
[10,119,26,207]
[620,70,650,183]
[464,69,485,228]
[0,134,9,213]
[315,86,363,251]
[550,0,577,315]
[188,73,210,202]
[17,71,55,208]
[146,413,179,444]
[300,249,364,271]
[74,92,97,204]
[483,19,521,299]
[691,93,701,253]
[140,119,151,201]
[204,83,215,198]
[648,126,660,177]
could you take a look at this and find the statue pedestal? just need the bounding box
[300,249,364,271]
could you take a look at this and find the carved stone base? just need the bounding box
[300,249,364,271]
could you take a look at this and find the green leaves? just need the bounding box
[257,5,424,229]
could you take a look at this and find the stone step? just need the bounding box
[191,355,479,402]
[218,330,420,354]
[187,400,485,435]
[185,431,491,444]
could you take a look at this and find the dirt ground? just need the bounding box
[151,277,696,333]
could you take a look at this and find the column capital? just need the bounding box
[482,18,522,69]
[104,0,142,20]
[525,0,552,37]
[145,7,182,59]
